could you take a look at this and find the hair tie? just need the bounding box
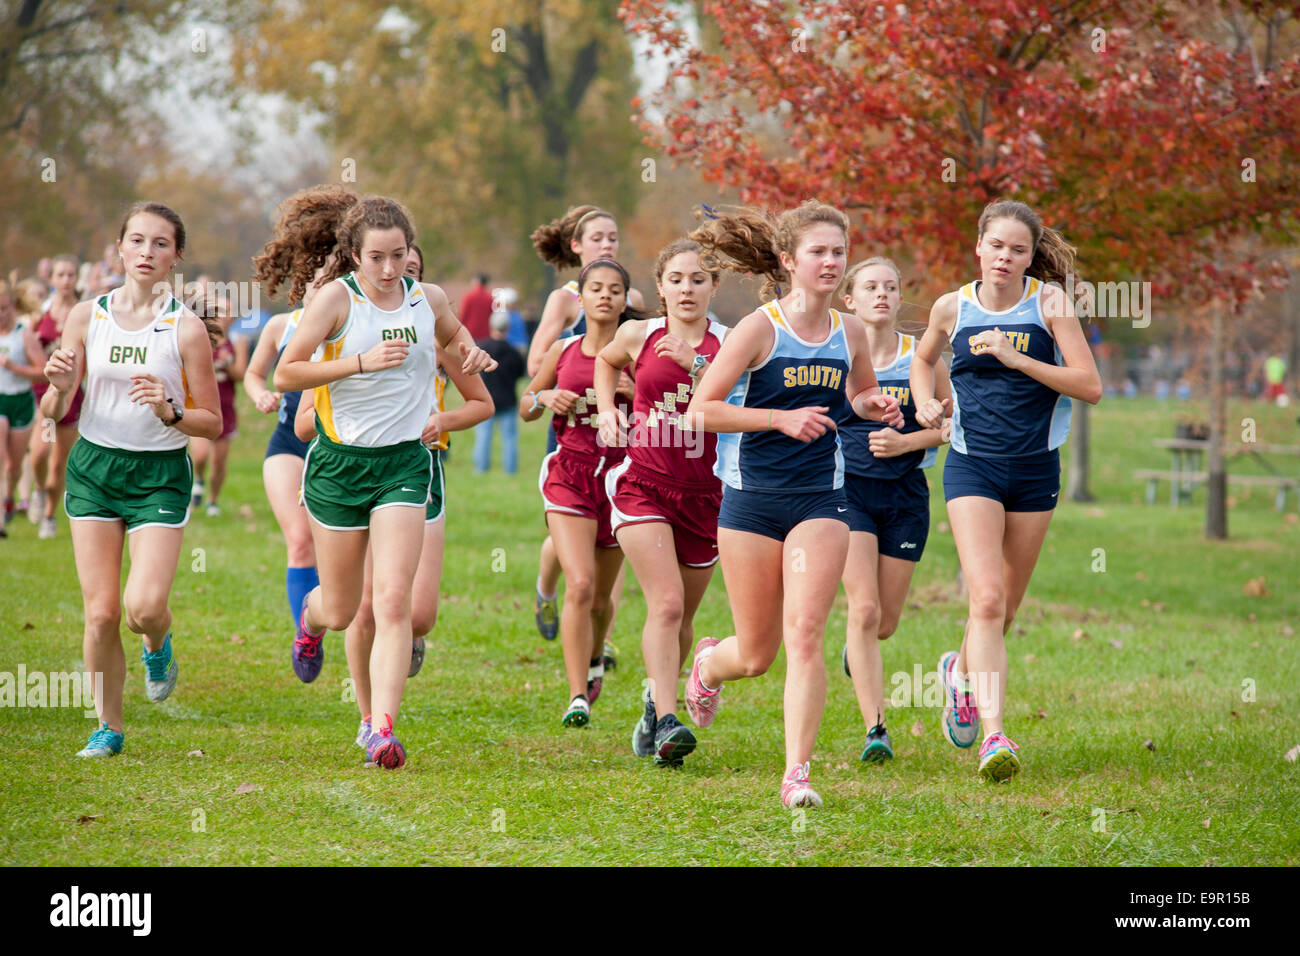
[700,203,720,221]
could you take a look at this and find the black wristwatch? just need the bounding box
[163,399,184,427]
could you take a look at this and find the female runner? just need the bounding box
[43,202,221,757]
[26,254,82,538]
[837,257,950,763]
[594,239,726,766]
[189,296,248,515]
[527,206,642,649]
[911,199,1100,781]
[682,202,902,808]
[262,184,494,769]
[520,258,640,727]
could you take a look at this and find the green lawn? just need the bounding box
[1,395,1297,865]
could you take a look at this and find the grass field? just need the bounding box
[2,394,1297,866]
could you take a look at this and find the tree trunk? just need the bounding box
[1067,399,1093,501]
[1205,304,1228,539]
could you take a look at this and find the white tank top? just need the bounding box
[0,321,29,394]
[79,291,190,451]
[313,274,438,447]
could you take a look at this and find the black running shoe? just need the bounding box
[653,713,697,767]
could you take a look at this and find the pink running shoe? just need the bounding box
[684,636,722,728]
[780,761,823,809]
[365,713,406,770]
[938,651,979,748]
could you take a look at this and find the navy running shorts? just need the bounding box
[943,448,1059,512]
[717,485,849,542]
[843,470,931,562]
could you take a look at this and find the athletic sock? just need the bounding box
[536,577,557,602]
[587,659,604,681]
[286,566,320,631]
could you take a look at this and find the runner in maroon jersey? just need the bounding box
[26,255,83,538]
[520,258,643,729]
[593,239,726,767]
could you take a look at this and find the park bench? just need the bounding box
[1135,438,1300,511]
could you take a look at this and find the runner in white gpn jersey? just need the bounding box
[259,184,497,770]
[42,201,222,759]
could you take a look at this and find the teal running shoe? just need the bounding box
[142,633,178,702]
[860,723,893,763]
[535,590,559,641]
[77,722,124,758]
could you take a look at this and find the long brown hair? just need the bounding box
[977,200,1076,288]
[118,202,186,256]
[689,200,849,301]
[253,185,416,304]
[531,205,616,270]
[653,238,720,313]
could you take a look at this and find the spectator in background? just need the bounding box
[492,286,530,352]
[37,258,53,295]
[459,272,493,340]
[1264,354,1287,406]
[89,242,124,295]
[522,303,540,343]
[473,310,526,474]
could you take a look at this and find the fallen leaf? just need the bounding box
[1135,571,1148,582]
[1152,602,1165,612]
[936,521,950,534]
[1031,709,1048,720]
[188,749,206,757]
[244,523,257,534]
[1284,512,1298,525]
[1142,739,1156,752]
[229,633,244,645]
[76,814,104,824]
[1282,625,1294,637]
[1284,745,1300,763]
[1072,628,1088,642]
[239,504,255,519]
[1230,711,1239,719]
[1014,625,1025,636]
[910,720,924,737]
[1248,613,1257,622]
[1140,598,1151,607]
[1086,507,1105,518]
[1251,641,1260,648]
[23,622,33,630]
[1242,576,1267,597]
[1201,819,1211,828]
[1109,639,1124,649]
[234,782,261,794]
[1023,653,1037,664]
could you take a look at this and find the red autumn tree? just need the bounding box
[621,0,1300,538]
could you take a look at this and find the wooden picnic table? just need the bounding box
[1137,439,1300,510]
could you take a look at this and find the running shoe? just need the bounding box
[684,636,721,729]
[409,635,425,678]
[842,644,851,678]
[355,716,372,749]
[653,713,697,767]
[190,481,204,510]
[534,589,559,641]
[76,722,124,758]
[601,640,618,671]
[938,651,979,748]
[780,761,823,809]
[141,633,178,702]
[365,714,406,769]
[978,733,1020,782]
[631,683,656,757]
[27,489,44,524]
[586,659,604,705]
[861,723,893,764]
[292,595,325,683]
[38,516,56,539]
[205,502,221,517]
[561,695,590,728]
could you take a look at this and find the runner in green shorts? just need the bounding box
[40,201,222,759]
[261,184,496,770]
[0,280,45,531]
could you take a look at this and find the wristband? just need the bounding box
[529,390,545,413]
[358,354,363,374]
